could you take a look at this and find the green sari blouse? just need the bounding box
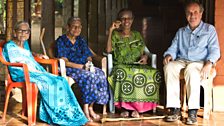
[111,30,145,64]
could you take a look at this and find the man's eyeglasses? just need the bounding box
[17,29,30,34]
[120,17,133,21]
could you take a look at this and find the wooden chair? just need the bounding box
[180,66,216,119]
[106,47,158,113]
[48,41,108,114]
[0,41,58,126]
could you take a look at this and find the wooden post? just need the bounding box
[24,0,31,46]
[98,0,106,54]
[79,0,88,39]
[88,0,98,51]
[41,0,55,54]
[62,0,73,33]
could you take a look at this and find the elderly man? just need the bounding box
[163,1,220,125]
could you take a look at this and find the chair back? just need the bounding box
[0,41,14,86]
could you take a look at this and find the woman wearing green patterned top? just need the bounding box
[107,8,161,118]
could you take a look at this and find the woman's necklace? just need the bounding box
[121,31,131,38]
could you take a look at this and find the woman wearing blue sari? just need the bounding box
[3,21,88,125]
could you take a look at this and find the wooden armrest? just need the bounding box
[34,57,58,75]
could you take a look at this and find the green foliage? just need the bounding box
[0,0,6,11]
[55,0,63,4]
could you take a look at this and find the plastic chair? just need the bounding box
[0,41,58,126]
[106,47,157,113]
[48,41,108,114]
[180,66,216,119]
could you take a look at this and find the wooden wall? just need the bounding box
[213,0,224,86]
[213,0,224,111]
[6,0,23,41]
[41,0,55,50]
[78,0,128,54]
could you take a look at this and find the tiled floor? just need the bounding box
[0,99,224,126]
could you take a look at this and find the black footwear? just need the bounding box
[186,109,198,125]
[165,108,181,122]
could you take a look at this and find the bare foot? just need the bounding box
[103,111,107,115]
[120,111,129,118]
[103,105,107,115]
[84,105,93,122]
[131,110,140,118]
[89,107,100,120]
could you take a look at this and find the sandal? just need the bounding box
[120,111,129,118]
[131,110,140,118]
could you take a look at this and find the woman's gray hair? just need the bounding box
[13,21,30,31]
[67,17,81,26]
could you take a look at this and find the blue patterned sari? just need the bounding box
[3,40,88,126]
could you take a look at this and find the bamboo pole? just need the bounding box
[39,28,49,71]
[39,28,46,55]
[101,115,165,123]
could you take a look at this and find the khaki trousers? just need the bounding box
[164,60,204,109]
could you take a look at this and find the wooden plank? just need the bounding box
[41,0,55,53]
[111,0,116,21]
[6,0,16,41]
[117,0,121,11]
[88,0,98,51]
[24,0,31,46]
[62,0,73,33]
[121,0,128,8]
[79,0,88,39]
[98,0,106,54]
[105,0,112,35]
[12,0,17,30]
[24,0,31,24]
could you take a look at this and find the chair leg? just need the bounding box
[180,81,187,113]
[32,84,38,125]
[202,84,212,119]
[22,88,27,116]
[153,107,156,113]
[2,87,11,122]
[26,84,33,126]
[109,87,115,113]
[182,85,187,113]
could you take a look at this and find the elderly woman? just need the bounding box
[55,17,109,122]
[3,21,88,125]
[107,8,161,118]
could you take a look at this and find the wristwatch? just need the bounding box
[208,60,214,65]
